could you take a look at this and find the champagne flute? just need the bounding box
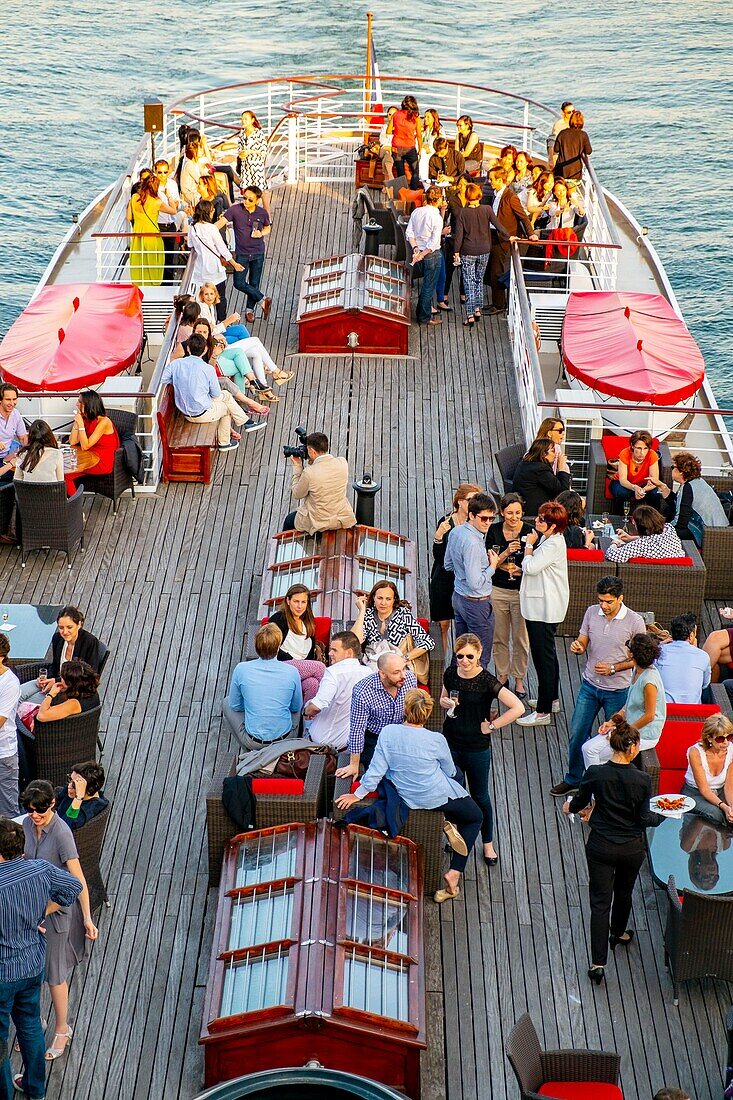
[448,690,459,717]
[622,499,631,532]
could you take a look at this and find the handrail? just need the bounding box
[582,155,622,249]
[538,400,733,416]
[16,389,155,399]
[511,237,622,250]
[91,232,182,239]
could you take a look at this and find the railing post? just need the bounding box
[455,87,461,122]
[268,82,273,134]
[199,94,205,137]
[95,237,103,282]
[287,114,298,184]
[522,102,529,153]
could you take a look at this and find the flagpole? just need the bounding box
[364,11,373,142]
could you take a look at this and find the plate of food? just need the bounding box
[650,794,695,818]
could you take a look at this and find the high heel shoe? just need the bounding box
[587,966,604,985]
[259,388,280,403]
[609,930,634,951]
[45,1024,73,1061]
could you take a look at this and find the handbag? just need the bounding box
[399,633,430,685]
[274,744,337,780]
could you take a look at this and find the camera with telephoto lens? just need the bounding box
[282,426,308,461]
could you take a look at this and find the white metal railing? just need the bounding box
[507,246,544,445]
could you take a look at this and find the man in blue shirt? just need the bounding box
[220,187,272,324]
[0,818,81,1100]
[223,623,303,751]
[161,333,248,451]
[657,614,712,704]
[444,493,499,660]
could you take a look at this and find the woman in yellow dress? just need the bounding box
[127,175,178,287]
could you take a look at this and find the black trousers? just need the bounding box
[525,620,559,714]
[585,832,645,966]
[436,795,483,872]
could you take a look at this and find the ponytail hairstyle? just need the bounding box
[608,715,640,755]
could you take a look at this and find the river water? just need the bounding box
[2,0,731,402]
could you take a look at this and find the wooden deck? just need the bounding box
[4,179,730,1098]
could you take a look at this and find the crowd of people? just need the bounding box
[0,606,109,1094]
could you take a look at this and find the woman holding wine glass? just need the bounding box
[486,493,533,698]
[439,633,525,866]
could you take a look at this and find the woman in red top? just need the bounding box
[609,429,663,511]
[387,95,423,182]
[65,390,120,496]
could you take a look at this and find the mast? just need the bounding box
[364,11,373,141]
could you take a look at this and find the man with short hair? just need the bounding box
[336,652,418,779]
[0,817,81,1100]
[405,185,445,325]
[444,493,499,662]
[224,623,303,751]
[283,432,357,534]
[161,332,249,451]
[652,1089,690,1100]
[303,631,370,750]
[657,614,711,704]
[547,99,575,162]
[220,186,272,323]
[487,165,537,313]
[428,138,465,184]
[0,384,27,483]
[154,159,182,283]
[550,576,647,795]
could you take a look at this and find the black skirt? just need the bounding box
[429,515,455,621]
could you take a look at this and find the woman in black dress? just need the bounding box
[512,437,570,517]
[440,632,524,865]
[563,715,663,984]
[429,483,482,653]
[486,492,533,698]
[555,490,595,550]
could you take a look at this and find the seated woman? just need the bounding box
[703,607,733,686]
[35,660,101,725]
[197,283,247,344]
[604,504,685,563]
[535,416,566,473]
[510,151,533,198]
[608,429,663,511]
[182,320,268,431]
[583,632,666,769]
[21,605,105,703]
[54,761,109,831]
[13,420,64,484]
[352,580,434,681]
[649,450,729,543]
[681,713,733,825]
[335,689,483,905]
[65,390,120,498]
[556,489,595,549]
[525,170,554,230]
[546,177,585,231]
[455,115,482,175]
[511,437,571,517]
[268,583,325,704]
[223,332,293,395]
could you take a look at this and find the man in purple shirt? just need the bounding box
[0,385,27,484]
[220,186,272,323]
[550,576,646,795]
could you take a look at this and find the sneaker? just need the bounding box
[243,420,267,434]
[550,780,578,797]
[516,710,552,727]
[261,296,272,319]
[528,699,561,713]
[217,440,239,452]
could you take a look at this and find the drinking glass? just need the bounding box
[622,499,631,531]
[448,690,459,717]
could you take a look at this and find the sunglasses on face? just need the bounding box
[455,653,478,661]
[714,734,733,744]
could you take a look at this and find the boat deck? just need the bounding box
[3,179,729,1099]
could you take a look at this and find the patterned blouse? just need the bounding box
[604,523,685,563]
[237,128,268,190]
[361,606,435,652]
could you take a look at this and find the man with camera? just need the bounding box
[282,430,357,534]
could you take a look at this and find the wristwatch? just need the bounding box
[487,722,496,733]
[610,664,616,675]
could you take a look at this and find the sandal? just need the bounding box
[474,307,482,318]
[45,1025,73,1061]
[434,886,460,904]
[259,389,280,403]
[272,370,295,383]
[463,317,475,327]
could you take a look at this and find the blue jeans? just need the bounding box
[435,249,447,303]
[416,250,441,323]
[451,592,494,666]
[233,253,265,310]
[608,479,662,513]
[566,679,629,785]
[451,746,493,842]
[0,971,45,1100]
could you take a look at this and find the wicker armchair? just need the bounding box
[0,481,14,538]
[495,444,526,493]
[74,805,110,911]
[699,525,733,599]
[332,752,444,894]
[81,408,138,512]
[27,704,102,788]
[205,752,328,887]
[585,436,673,515]
[505,1013,622,1100]
[664,876,733,1005]
[14,482,84,569]
[615,540,706,628]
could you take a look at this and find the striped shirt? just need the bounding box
[348,670,418,755]
[0,857,81,982]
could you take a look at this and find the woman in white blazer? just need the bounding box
[517,500,569,727]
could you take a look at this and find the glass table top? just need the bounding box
[0,604,61,661]
[647,813,733,896]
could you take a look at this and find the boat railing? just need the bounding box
[507,244,545,446]
[581,155,621,288]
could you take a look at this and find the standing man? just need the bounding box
[405,185,445,326]
[0,385,27,483]
[282,433,357,534]
[486,165,537,314]
[0,817,82,1100]
[656,614,711,704]
[160,333,248,451]
[550,576,646,796]
[547,100,575,163]
[221,186,272,324]
[336,653,418,779]
[154,159,182,284]
[304,632,370,750]
[444,493,499,662]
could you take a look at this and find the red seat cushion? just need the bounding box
[349,781,377,799]
[667,704,720,719]
[539,1084,622,1100]
[627,556,693,567]
[655,720,705,769]
[251,778,305,795]
[566,549,604,561]
[659,767,686,793]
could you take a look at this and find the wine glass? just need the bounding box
[622,499,631,531]
[448,690,459,717]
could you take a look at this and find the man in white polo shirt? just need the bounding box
[303,632,370,751]
[405,185,445,326]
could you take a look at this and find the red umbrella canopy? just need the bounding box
[0,283,144,392]
[562,291,705,406]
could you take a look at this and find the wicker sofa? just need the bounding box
[640,684,733,796]
[615,539,707,628]
[557,550,614,637]
[18,704,102,790]
[14,482,84,569]
[664,877,733,1005]
[205,751,328,887]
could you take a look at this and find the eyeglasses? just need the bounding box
[455,653,478,661]
[713,734,733,744]
[554,426,565,434]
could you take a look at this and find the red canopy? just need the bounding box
[562,291,705,406]
[0,283,144,392]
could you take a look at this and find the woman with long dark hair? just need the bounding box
[352,579,434,679]
[387,95,423,181]
[430,483,483,653]
[563,716,663,985]
[65,390,119,496]
[188,199,243,322]
[268,584,325,703]
[13,420,63,484]
[35,660,101,724]
[238,110,270,213]
[455,116,482,175]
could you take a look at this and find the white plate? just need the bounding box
[650,794,695,818]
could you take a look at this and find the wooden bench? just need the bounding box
[157,384,217,484]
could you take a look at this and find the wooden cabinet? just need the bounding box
[201,821,425,1097]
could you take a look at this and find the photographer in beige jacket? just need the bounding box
[282,432,357,534]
